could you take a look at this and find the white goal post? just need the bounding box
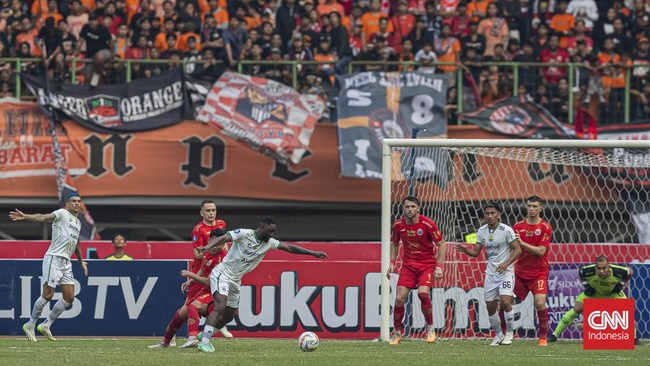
[380,138,650,342]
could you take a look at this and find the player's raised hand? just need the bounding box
[514,232,522,243]
[196,246,207,253]
[81,261,88,276]
[9,209,26,221]
[312,251,328,259]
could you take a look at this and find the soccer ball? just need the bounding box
[298,331,319,352]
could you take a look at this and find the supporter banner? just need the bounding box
[185,76,212,117]
[459,95,575,138]
[0,107,613,203]
[197,72,325,164]
[336,71,448,179]
[22,69,190,132]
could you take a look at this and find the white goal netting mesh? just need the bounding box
[387,144,650,341]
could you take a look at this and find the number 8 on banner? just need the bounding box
[411,94,435,126]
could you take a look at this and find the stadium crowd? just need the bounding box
[1,0,650,124]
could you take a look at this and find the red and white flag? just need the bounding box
[197,72,325,164]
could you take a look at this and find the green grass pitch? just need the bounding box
[0,338,648,366]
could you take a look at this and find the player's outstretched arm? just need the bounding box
[9,209,55,223]
[454,243,481,257]
[278,243,328,258]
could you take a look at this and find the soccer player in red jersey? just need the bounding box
[387,196,447,345]
[512,196,553,347]
[187,200,226,300]
[185,200,231,340]
[149,228,229,348]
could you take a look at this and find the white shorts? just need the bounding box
[42,254,74,288]
[484,272,515,302]
[209,269,241,308]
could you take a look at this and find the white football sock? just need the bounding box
[201,325,215,344]
[42,299,70,326]
[29,297,49,325]
[504,310,515,333]
[489,312,503,336]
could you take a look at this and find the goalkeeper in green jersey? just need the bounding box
[549,256,635,343]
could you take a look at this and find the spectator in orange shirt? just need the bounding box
[36,0,63,29]
[155,17,177,51]
[550,0,576,35]
[467,0,493,22]
[177,21,203,53]
[113,23,130,59]
[477,2,508,57]
[597,37,628,122]
[314,35,337,85]
[360,0,393,48]
[435,24,462,80]
[317,0,344,17]
[15,17,41,57]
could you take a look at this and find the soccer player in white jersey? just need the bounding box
[455,202,521,346]
[195,217,328,352]
[9,193,89,342]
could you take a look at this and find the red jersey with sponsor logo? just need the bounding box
[191,246,229,296]
[190,220,226,274]
[513,219,552,278]
[391,214,444,268]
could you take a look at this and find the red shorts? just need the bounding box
[397,264,435,289]
[187,292,212,306]
[514,273,548,300]
[186,287,200,304]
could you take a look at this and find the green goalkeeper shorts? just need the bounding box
[576,291,627,303]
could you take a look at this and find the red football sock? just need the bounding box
[393,304,405,332]
[499,309,507,334]
[163,310,184,344]
[207,302,214,314]
[538,309,549,340]
[187,304,200,337]
[418,292,433,326]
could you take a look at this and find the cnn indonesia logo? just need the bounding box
[583,299,635,350]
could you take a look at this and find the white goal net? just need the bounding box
[380,139,650,342]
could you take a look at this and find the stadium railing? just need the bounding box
[3,57,644,125]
